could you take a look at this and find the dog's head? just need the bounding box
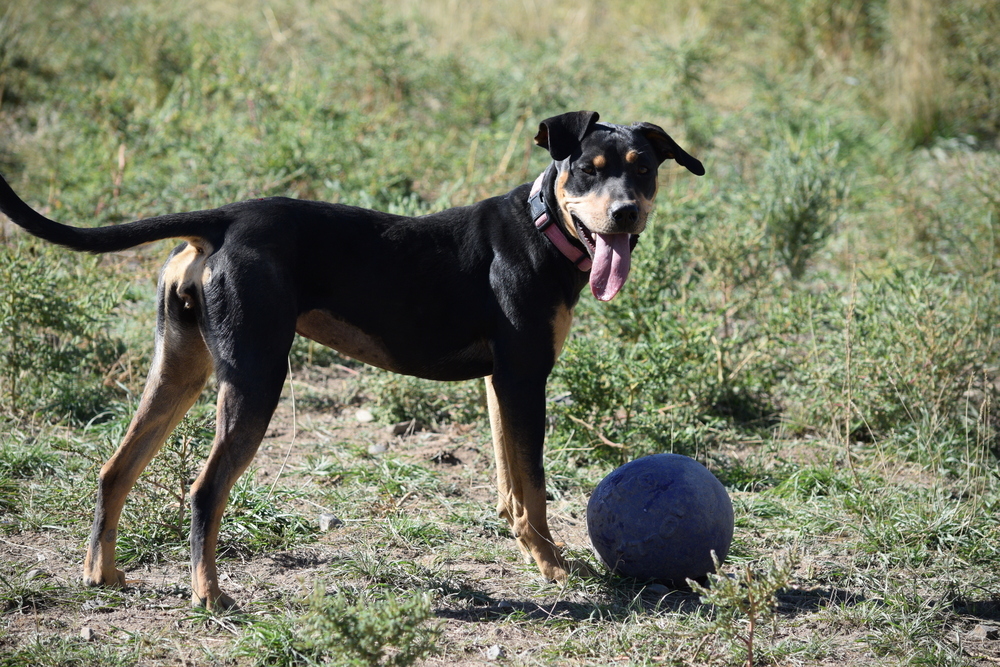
[535,111,704,301]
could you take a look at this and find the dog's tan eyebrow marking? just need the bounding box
[625,150,640,163]
[592,154,607,169]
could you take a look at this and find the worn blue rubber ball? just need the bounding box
[587,453,734,585]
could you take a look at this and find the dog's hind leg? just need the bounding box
[185,270,298,609]
[186,369,289,609]
[84,253,213,588]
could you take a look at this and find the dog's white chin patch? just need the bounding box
[590,233,631,301]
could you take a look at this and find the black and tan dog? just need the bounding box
[0,111,703,609]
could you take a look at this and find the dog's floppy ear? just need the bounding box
[633,122,705,176]
[535,111,601,161]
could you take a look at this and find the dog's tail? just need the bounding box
[0,174,224,253]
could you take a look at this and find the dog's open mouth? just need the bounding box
[573,216,634,302]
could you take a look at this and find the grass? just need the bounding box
[1,0,999,665]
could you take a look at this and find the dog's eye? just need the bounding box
[637,165,649,175]
[581,165,596,175]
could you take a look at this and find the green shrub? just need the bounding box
[301,589,440,667]
[690,552,797,667]
[759,126,850,280]
[940,1,1000,139]
[365,372,485,429]
[0,476,17,516]
[0,440,60,479]
[774,269,999,449]
[236,588,441,667]
[0,240,125,421]
[906,151,1000,277]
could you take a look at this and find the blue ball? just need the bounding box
[587,453,734,584]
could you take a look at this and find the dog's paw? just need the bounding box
[543,558,600,585]
[535,557,570,584]
[192,590,239,612]
[82,567,126,588]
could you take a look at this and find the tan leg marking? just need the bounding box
[188,382,268,610]
[84,249,212,588]
[552,304,574,359]
[484,375,568,583]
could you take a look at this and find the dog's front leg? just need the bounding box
[484,373,568,583]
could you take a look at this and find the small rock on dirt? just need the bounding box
[367,442,389,455]
[80,627,96,642]
[355,409,374,423]
[970,624,1000,640]
[318,513,343,532]
[485,645,505,660]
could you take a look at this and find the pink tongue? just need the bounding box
[590,233,632,301]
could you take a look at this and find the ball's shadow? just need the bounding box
[436,571,869,624]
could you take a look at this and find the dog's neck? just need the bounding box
[528,168,592,271]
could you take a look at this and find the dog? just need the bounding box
[0,111,704,609]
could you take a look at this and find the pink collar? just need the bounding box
[529,171,592,271]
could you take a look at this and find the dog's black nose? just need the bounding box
[611,202,639,226]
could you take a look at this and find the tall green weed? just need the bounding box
[0,240,124,421]
[773,269,999,451]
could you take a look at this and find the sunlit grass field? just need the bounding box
[1,1,999,665]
